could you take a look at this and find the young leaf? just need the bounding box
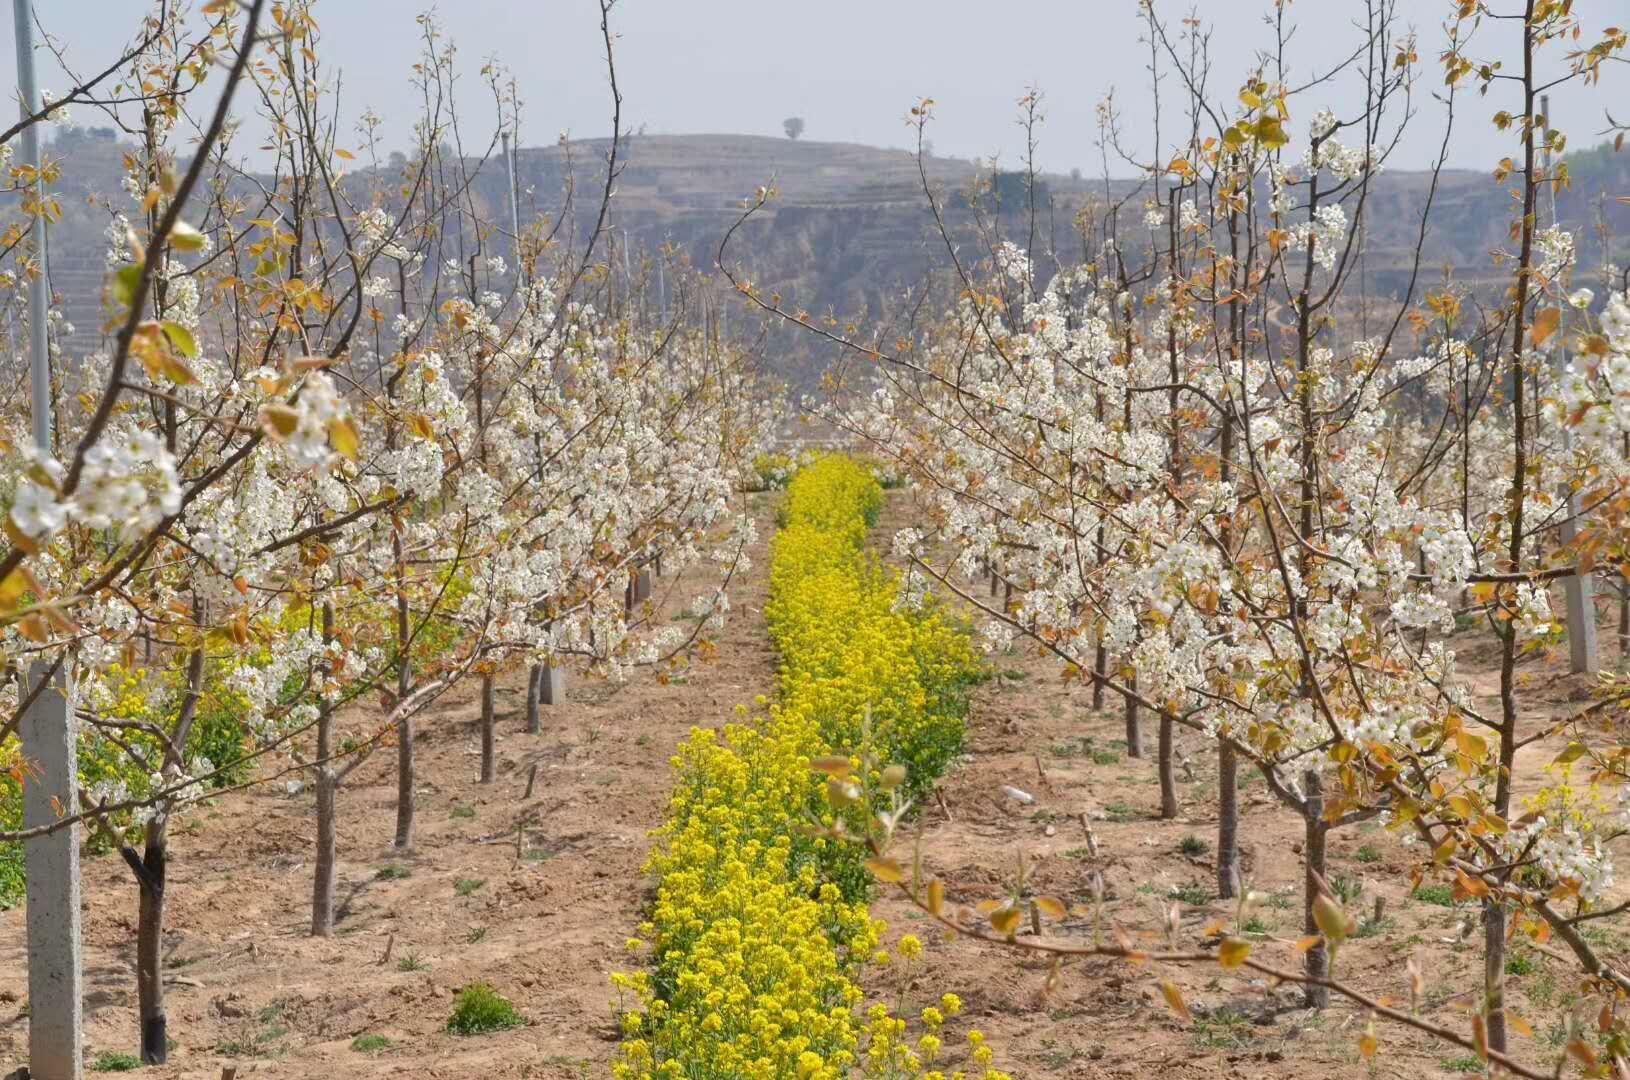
[865,856,905,884]
[1531,307,1561,346]
[161,320,199,359]
[809,755,853,777]
[168,220,207,252]
[1159,980,1193,1022]
[330,416,361,460]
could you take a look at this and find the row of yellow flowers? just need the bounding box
[614,455,1006,1079]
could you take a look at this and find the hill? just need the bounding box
[27,130,1630,385]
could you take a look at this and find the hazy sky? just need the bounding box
[4,1,1628,176]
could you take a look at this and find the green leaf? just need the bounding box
[168,220,207,252]
[161,320,199,359]
[111,263,143,308]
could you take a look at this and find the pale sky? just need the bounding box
[4,1,1628,175]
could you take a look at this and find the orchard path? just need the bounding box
[0,491,780,1080]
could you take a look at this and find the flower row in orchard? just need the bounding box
[613,455,1006,1079]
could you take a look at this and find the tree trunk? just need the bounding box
[1124,673,1142,758]
[1302,769,1329,1009]
[394,711,415,849]
[313,601,338,935]
[393,539,415,850]
[1484,898,1507,1049]
[312,764,336,936]
[1618,584,1628,665]
[1091,638,1106,711]
[1157,716,1178,819]
[479,674,497,784]
[1217,742,1238,899]
[135,826,167,1063]
[525,663,542,735]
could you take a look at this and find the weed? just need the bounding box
[466,926,488,944]
[1354,915,1396,939]
[1439,1056,1485,1073]
[1329,873,1364,905]
[351,1034,392,1054]
[1178,834,1210,857]
[1505,951,1538,976]
[1527,970,1557,1007]
[1413,884,1455,907]
[1193,1008,1253,1050]
[1038,1046,1081,1068]
[1240,916,1271,936]
[1104,801,1137,822]
[375,864,411,881]
[454,877,486,897]
[447,982,523,1036]
[1354,844,1382,864]
[397,951,429,972]
[91,1051,142,1072]
[449,805,476,820]
[1170,881,1211,906]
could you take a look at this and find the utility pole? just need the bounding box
[1542,94,1598,674]
[14,1,85,1076]
[502,130,524,286]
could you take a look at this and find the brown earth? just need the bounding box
[0,484,1625,1080]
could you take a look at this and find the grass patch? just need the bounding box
[1439,1056,1485,1073]
[1169,881,1211,906]
[350,1034,392,1054]
[454,877,486,897]
[1412,884,1455,907]
[466,926,488,944]
[1354,844,1382,864]
[397,951,429,972]
[449,805,476,820]
[447,982,523,1036]
[1104,801,1138,822]
[1193,1008,1254,1050]
[375,864,411,881]
[1178,834,1209,857]
[1505,951,1538,976]
[91,1051,143,1072]
[1527,970,1557,1007]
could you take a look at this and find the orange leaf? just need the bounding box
[1531,307,1561,346]
[1160,980,1193,1022]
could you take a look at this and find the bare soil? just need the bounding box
[0,485,1624,1080]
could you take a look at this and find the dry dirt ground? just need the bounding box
[0,485,1626,1080]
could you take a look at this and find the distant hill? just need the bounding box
[26,130,1630,388]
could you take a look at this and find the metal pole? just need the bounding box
[502,130,523,286]
[1541,94,1598,674]
[15,7,83,1074]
